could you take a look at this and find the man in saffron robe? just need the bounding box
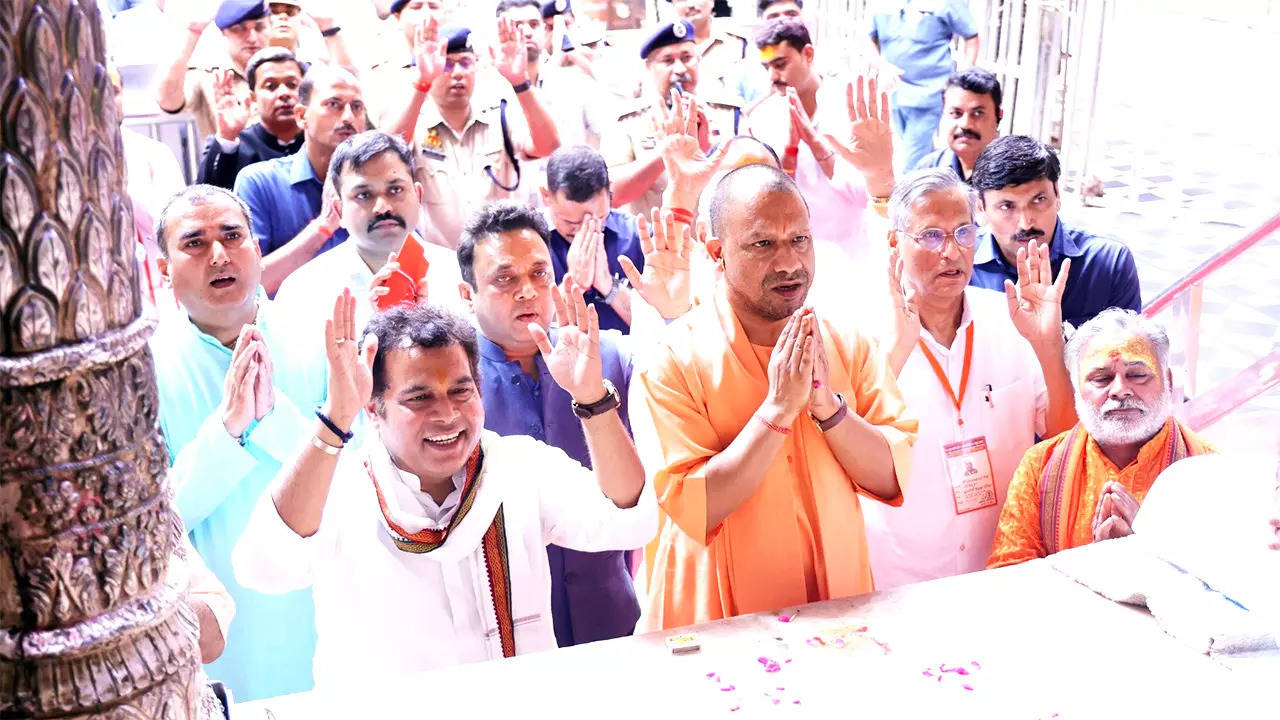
[988,308,1214,568]
[636,163,917,629]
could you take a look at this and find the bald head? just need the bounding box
[709,163,806,238]
[707,163,813,325]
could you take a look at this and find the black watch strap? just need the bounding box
[572,380,620,419]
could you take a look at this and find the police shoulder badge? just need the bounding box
[420,128,446,160]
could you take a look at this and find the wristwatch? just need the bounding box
[809,393,848,432]
[571,380,621,419]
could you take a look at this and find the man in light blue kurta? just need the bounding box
[150,184,317,702]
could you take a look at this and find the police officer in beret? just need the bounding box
[383,22,561,248]
[156,0,350,142]
[600,20,740,218]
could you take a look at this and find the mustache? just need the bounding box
[953,128,981,141]
[762,269,810,289]
[1012,228,1045,243]
[334,122,357,135]
[367,212,405,233]
[1101,397,1147,415]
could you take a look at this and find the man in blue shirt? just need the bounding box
[869,0,980,173]
[150,184,317,701]
[456,200,640,646]
[540,145,645,333]
[234,63,366,294]
[914,66,1001,182]
[969,135,1141,329]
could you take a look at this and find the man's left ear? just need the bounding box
[156,255,170,283]
[705,235,723,264]
[803,45,815,63]
[415,181,425,204]
[975,197,989,227]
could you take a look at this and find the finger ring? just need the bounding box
[335,338,345,345]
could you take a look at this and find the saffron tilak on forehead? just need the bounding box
[1079,336,1158,384]
[760,45,780,62]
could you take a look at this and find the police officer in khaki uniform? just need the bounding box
[382,23,561,249]
[601,20,740,218]
[155,0,269,142]
[665,0,752,92]
[155,0,350,142]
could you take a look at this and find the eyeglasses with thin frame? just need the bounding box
[899,224,977,252]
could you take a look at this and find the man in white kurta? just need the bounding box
[861,168,1077,589]
[234,283,656,694]
[271,131,466,411]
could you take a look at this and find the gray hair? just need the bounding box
[888,167,977,231]
[1064,308,1171,389]
[154,184,255,258]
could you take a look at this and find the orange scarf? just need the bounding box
[366,447,515,658]
[1038,418,1211,555]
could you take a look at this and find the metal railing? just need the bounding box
[1141,211,1280,430]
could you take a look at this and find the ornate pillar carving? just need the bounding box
[0,2,203,717]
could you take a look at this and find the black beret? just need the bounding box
[640,20,695,60]
[215,0,269,30]
[541,0,572,19]
[441,26,474,54]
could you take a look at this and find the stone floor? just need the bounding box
[1056,1,1280,452]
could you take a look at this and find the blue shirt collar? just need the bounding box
[476,329,556,366]
[974,217,1071,266]
[287,145,320,187]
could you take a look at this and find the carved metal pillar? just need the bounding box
[0,2,202,718]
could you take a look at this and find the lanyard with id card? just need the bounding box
[918,324,998,515]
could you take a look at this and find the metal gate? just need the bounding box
[809,0,1110,192]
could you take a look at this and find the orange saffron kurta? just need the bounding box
[987,418,1213,569]
[638,289,917,631]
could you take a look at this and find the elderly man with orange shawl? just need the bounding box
[636,162,917,630]
[988,308,1214,567]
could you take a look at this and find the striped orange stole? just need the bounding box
[366,447,515,658]
[1038,418,1206,556]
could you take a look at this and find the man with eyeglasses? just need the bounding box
[383,22,560,248]
[861,167,1076,590]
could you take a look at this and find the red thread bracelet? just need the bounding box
[784,145,800,157]
[413,78,432,94]
[668,207,695,225]
[758,415,792,435]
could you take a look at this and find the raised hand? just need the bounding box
[762,309,816,424]
[1004,239,1070,347]
[528,278,605,405]
[625,209,692,320]
[823,76,894,195]
[313,176,342,238]
[213,69,250,143]
[884,246,922,373]
[657,92,730,211]
[412,15,448,87]
[186,0,221,33]
[301,0,336,32]
[246,326,276,421]
[1091,481,1141,542]
[491,15,530,88]
[220,324,261,439]
[323,289,377,429]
